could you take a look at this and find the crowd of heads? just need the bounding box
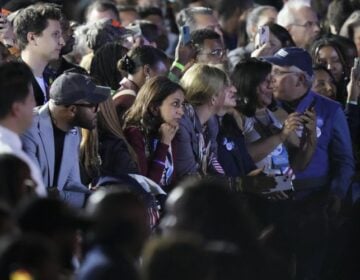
[0,0,359,279]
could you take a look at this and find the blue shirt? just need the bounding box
[280,91,354,199]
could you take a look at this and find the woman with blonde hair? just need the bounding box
[123,76,185,189]
[174,63,232,179]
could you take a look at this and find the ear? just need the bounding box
[143,64,151,78]
[27,32,37,46]
[149,105,159,116]
[68,105,77,116]
[10,102,21,118]
[296,73,306,87]
[210,95,218,106]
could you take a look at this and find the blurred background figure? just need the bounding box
[78,189,150,280]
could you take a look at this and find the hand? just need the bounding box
[251,42,279,58]
[281,112,302,141]
[300,108,316,134]
[159,123,178,145]
[346,66,360,103]
[243,169,277,194]
[174,39,196,69]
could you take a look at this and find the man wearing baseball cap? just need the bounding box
[22,71,110,208]
[264,47,354,200]
[264,47,354,279]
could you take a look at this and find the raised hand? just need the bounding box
[159,123,178,145]
[281,112,302,141]
[347,65,360,103]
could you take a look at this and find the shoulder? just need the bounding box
[124,126,145,143]
[311,91,341,110]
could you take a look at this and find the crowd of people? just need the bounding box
[0,0,360,279]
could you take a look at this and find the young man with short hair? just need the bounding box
[14,3,65,105]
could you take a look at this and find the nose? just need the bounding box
[178,106,184,117]
[313,23,321,33]
[325,82,333,92]
[59,35,65,46]
[270,74,276,83]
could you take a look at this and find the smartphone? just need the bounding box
[180,25,191,45]
[258,25,270,46]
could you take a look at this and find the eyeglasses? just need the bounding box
[291,21,319,29]
[198,48,226,58]
[73,103,99,112]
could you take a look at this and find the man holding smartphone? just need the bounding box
[265,47,354,201]
[264,46,354,280]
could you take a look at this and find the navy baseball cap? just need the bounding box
[263,47,313,77]
[50,72,110,105]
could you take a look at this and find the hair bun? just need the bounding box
[118,54,136,74]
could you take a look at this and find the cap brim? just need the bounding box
[86,86,111,104]
[262,56,289,67]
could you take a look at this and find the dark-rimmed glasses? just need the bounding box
[73,103,99,112]
[198,48,226,58]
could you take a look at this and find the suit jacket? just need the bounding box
[31,75,47,106]
[173,105,219,178]
[21,104,90,208]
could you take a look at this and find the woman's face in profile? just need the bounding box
[256,73,273,108]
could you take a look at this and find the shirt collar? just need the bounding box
[0,125,22,149]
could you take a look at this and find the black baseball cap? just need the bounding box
[50,72,110,105]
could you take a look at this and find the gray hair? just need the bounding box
[176,7,214,31]
[287,65,313,88]
[277,1,310,28]
[246,5,278,39]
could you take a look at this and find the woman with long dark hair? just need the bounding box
[123,76,185,189]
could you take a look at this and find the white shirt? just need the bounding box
[243,109,289,175]
[35,76,47,102]
[0,125,46,196]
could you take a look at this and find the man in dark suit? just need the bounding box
[14,3,64,105]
